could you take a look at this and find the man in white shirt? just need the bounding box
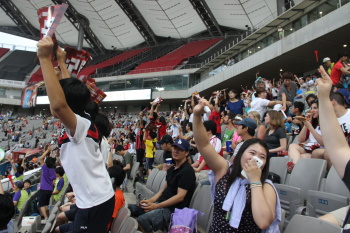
[312,92,350,169]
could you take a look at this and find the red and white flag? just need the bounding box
[65,47,91,78]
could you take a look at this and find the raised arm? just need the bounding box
[56,46,70,79]
[37,36,77,135]
[192,99,228,181]
[317,66,350,178]
[39,146,51,166]
[214,91,220,112]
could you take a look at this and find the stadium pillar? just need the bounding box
[276,0,284,16]
[77,24,84,51]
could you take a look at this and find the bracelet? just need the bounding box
[250,182,262,185]
[250,184,263,188]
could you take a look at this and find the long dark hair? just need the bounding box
[309,100,319,129]
[226,138,270,192]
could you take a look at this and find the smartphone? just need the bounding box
[241,156,263,179]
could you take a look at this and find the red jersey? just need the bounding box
[209,110,221,134]
[330,61,344,85]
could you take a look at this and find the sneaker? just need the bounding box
[286,161,295,173]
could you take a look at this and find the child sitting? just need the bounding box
[12,181,29,213]
[107,165,126,231]
[52,167,65,202]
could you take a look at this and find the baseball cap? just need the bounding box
[235,118,257,130]
[172,139,190,151]
[158,135,174,145]
[323,57,331,63]
[337,89,350,106]
[15,181,24,189]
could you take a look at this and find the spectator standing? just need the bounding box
[278,71,298,113]
[330,51,350,85]
[227,89,245,115]
[38,37,114,232]
[38,146,56,220]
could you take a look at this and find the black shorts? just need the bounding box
[136,149,145,165]
[38,189,52,207]
[59,195,115,233]
[64,204,77,221]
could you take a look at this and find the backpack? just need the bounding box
[27,197,40,216]
[169,208,203,233]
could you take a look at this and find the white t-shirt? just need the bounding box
[308,125,321,144]
[337,109,350,145]
[307,80,314,87]
[59,114,114,208]
[170,124,180,139]
[249,97,270,121]
[197,136,222,161]
[100,136,109,166]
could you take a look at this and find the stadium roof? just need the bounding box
[0,0,277,55]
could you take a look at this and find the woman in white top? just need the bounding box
[249,88,288,121]
[287,100,324,172]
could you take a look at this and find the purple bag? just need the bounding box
[169,208,203,233]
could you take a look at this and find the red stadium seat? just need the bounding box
[129,38,221,74]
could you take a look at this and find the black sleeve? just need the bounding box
[177,167,196,191]
[342,160,350,191]
[276,127,287,139]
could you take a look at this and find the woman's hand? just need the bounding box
[243,159,262,183]
[193,98,210,115]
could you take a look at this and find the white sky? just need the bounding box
[0,32,37,48]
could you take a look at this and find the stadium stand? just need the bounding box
[274,158,327,225]
[0,50,37,81]
[28,61,58,83]
[0,48,10,58]
[129,38,222,74]
[284,214,342,233]
[185,36,236,65]
[306,166,350,217]
[98,42,184,76]
[79,48,150,76]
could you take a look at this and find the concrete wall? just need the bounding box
[187,3,350,94]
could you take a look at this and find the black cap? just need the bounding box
[158,135,174,145]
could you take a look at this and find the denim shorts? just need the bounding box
[145,158,154,170]
[129,204,172,232]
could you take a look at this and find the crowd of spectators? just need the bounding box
[0,36,350,233]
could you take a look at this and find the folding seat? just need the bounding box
[269,157,289,184]
[153,150,164,167]
[134,168,159,203]
[118,217,138,233]
[41,222,52,233]
[284,214,342,233]
[128,162,140,190]
[111,207,131,233]
[189,184,213,233]
[150,170,166,194]
[274,158,327,225]
[306,166,350,217]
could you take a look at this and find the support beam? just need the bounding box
[51,0,106,55]
[0,0,38,37]
[188,0,223,37]
[114,0,157,46]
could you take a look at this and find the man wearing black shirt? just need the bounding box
[129,139,196,233]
